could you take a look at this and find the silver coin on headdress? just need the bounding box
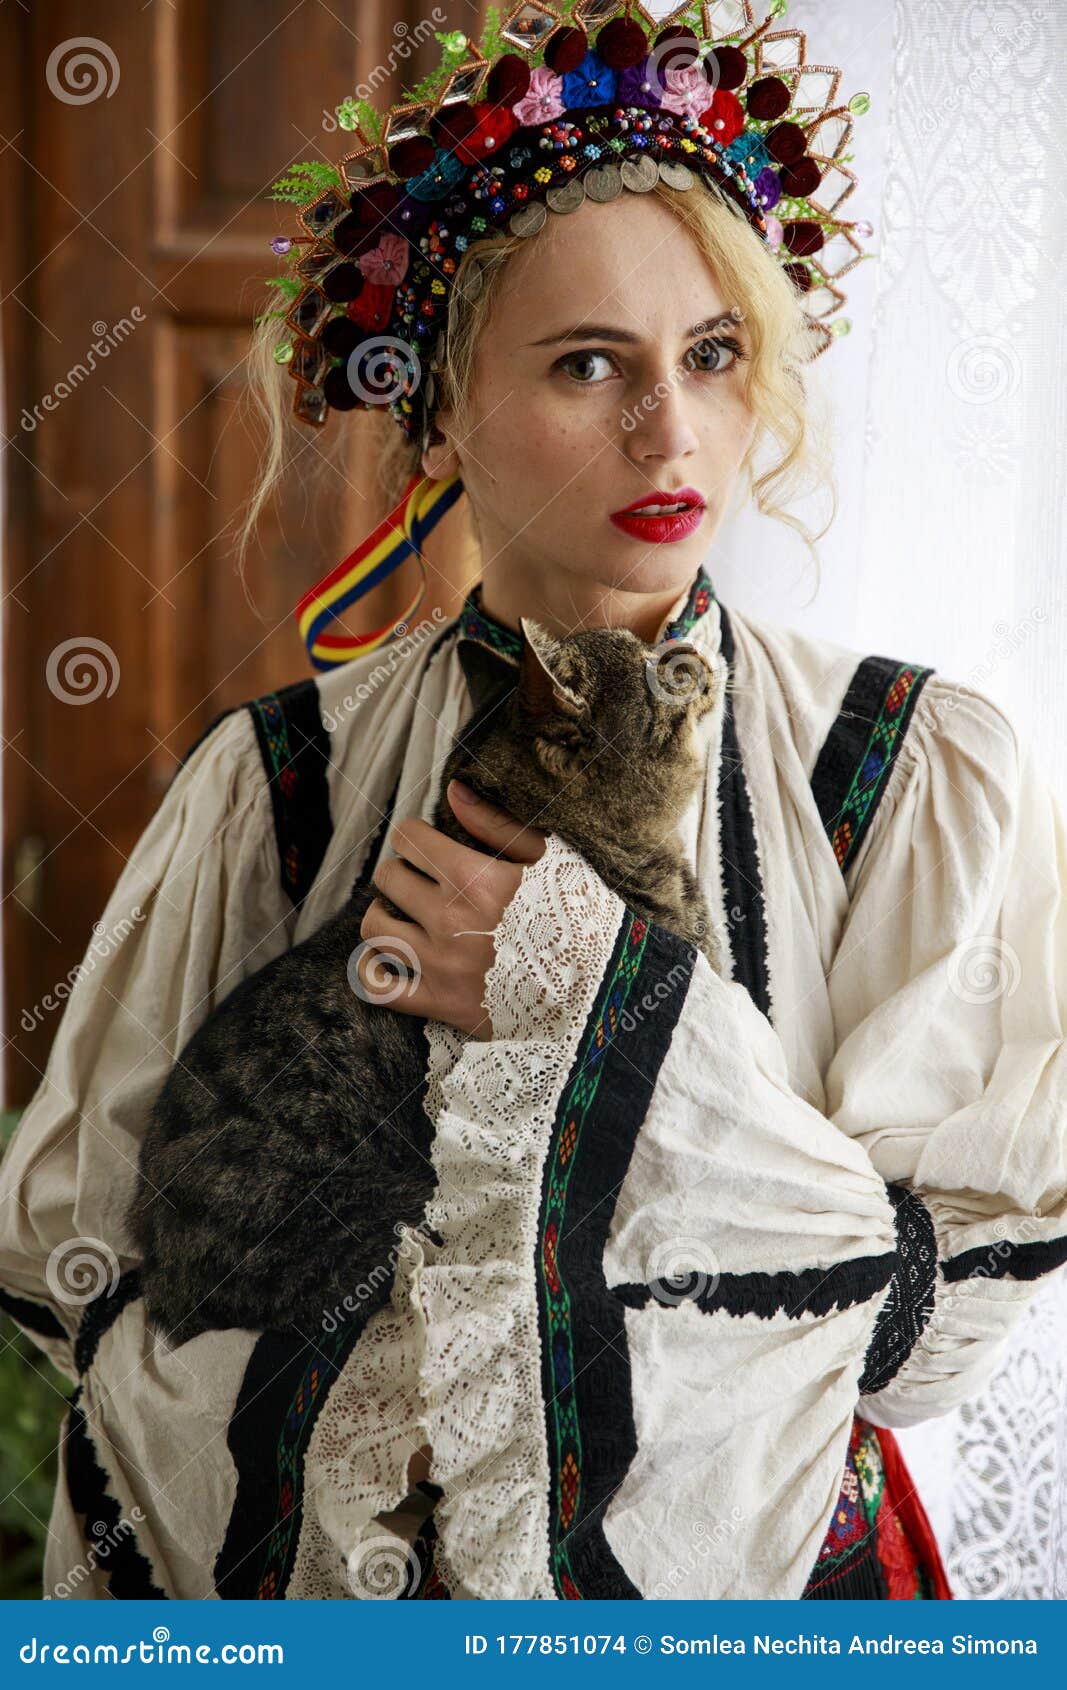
[659,161,696,190]
[546,178,587,215]
[621,155,659,193]
[430,330,447,372]
[583,163,623,202]
[423,371,436,413]
[509,201,548,237]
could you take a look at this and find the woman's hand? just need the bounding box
[356,779,548,1039]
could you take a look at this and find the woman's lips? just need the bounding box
[609,504,706,544]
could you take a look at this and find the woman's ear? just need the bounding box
[421,409,460,481]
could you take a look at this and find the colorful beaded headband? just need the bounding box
[272,0,873,669]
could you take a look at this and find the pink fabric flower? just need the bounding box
[658,62,713,122]
[358,232,409,287]
[763,213,784,249]
[512,63,565,126]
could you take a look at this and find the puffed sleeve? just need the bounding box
[822,677,1067,1427]
[0,709,293,1382]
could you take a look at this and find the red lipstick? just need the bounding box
[609,487,707,544]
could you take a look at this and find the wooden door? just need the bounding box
[2,1,485,1105]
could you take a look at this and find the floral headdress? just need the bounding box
[269,0,873,669]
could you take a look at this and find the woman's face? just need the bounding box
[423,190,758,613]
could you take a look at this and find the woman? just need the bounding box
[2,4,1066,1601]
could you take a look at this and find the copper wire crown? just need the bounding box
[264,0,873,445]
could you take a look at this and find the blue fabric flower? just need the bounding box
[617,55,663,110]
[408,147,467,202]
[562,51,616,111]
[726,130,770,178]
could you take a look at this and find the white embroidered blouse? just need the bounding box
[1,566,1065,1601]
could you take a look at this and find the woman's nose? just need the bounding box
[623,381,700,465]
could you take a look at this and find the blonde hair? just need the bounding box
[236,182,835,592]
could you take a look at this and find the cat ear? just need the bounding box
[518,617,584,721]
[456,635,519,713]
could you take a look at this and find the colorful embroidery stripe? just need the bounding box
[811,655,935,877]
[458,566,716,666]
[539,910,651,1596]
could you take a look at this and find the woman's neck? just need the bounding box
[476,563,696,648]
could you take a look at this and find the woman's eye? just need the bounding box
[684,336,744,375]
[557,349,618,385]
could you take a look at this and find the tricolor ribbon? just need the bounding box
[295,471,464,671]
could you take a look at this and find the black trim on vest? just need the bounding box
[537,914,697,1599]
[74,1270,143,1378]
[214,1293,391,1599]
[63,1388,167,1599]
[246,677,333,912]
[858,1187,938,1397]
[811,653,935,878]
[942,1231,1067,1284]
[717,605,773,1019]
[612,1250,896,1323]
[0,1287,67,1343]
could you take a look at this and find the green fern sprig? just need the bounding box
[484,5,511,63]
[267,159,344,204]
[265,275,302,301]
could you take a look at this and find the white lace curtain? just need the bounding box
[697,0,1067,1598]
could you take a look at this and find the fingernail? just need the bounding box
[449,778,478,803]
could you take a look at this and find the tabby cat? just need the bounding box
[128,617,720,1343]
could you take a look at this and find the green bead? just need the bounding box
[273,341,294,364]
[831,317,852,338]
[769,0,788,15]
[849,91,871,116]
[439,30,467,56]
[338,108,360,131]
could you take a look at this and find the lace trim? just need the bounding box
[859,1184,938,1395]
[414,834,626,1599]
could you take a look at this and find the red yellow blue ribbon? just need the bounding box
[294,471,464,671]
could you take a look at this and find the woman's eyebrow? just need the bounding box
[526,312,741,348]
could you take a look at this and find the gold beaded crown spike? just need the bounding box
[267,0,873,450]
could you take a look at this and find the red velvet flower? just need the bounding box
[700,88,745,146]
[454,105,519,163]
[347,283,395,332]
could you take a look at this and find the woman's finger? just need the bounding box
[368,858,440,933]
[445,779,549,863]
